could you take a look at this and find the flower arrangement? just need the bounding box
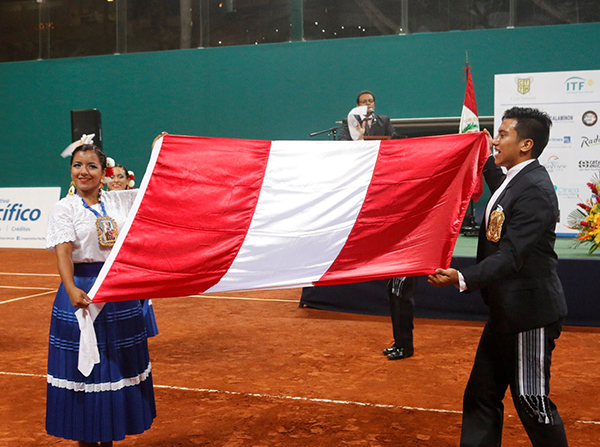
[567,173,600,254]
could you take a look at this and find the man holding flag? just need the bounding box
[429,68,569,446]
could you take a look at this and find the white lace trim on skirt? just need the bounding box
[47,362,151,393]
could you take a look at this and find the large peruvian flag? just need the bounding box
[89,133,489,303]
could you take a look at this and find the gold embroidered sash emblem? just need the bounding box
[96,216,118,247]
[486,205,505,242]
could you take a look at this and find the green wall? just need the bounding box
[1,23,599,189]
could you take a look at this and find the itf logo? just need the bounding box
[564,76,594,93]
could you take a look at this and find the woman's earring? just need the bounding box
[68,181,76,196]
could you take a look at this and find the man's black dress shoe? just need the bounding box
[386,346,414,360]
[382,346,396,356]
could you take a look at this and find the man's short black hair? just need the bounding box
[356,90,375,105]
[502,107,552,158]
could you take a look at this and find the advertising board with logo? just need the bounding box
[495,69,600,236]
[0,187,61,248]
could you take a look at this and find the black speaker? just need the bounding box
[71,109,102,150]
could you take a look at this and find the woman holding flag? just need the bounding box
[45,141,155,446]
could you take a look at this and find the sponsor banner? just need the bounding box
[0,187,61,248]
[495,69,600,236]
[553,182,585,237]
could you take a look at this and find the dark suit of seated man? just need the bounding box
[338,90,397,141]
[428,107,568,447]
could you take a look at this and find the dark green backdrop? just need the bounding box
[1,23,599,190]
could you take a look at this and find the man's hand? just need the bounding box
[427,268,459,288]
[483,128,494,154]
[354,121,366,140]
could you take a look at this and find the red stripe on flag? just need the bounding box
[316,132,489,285]
[464,67,478,115]
[93,135,271,302]
[464,65,483,201]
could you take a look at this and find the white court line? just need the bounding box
[0,371,597,425]
[191,294,299,303]
[0,285,56,291]
[0,289,56,305]
[0,371,457,414]
[0,372,44,378]
[0,272,59,277]
[154,383,462,414]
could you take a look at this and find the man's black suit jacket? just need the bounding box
[338,114,396,141]
[462,156,568,333]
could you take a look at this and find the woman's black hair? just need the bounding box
[113,164,130,179]
[70,144,107,169]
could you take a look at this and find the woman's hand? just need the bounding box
[55,243,92,308]
[66,286,93,308]
[152,131,168,147]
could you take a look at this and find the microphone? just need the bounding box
[368,108,376,123]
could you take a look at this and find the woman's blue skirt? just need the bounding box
[141,299,159,337]
[46,263,156,443]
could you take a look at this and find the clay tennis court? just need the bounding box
[1,248,599,446]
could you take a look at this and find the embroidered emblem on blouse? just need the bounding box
[96,216,118,247]
[78,193,119,247]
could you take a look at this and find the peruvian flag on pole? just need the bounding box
[460,62,480,134]
[88,133,489,303]
[459,61,484,203]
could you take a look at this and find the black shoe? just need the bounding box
[387,346,414,360]
[382,346,396,356]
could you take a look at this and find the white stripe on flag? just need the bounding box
[206,140,381,292]
[459,105,479,133]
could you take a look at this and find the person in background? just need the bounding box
[428,107,568,447]
[107,164,134,191]
[340,90,415,360]
[46,144,155,446]
[383,276,417,360]
[338,90,397,141]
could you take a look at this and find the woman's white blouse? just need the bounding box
[46,190,138,263]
